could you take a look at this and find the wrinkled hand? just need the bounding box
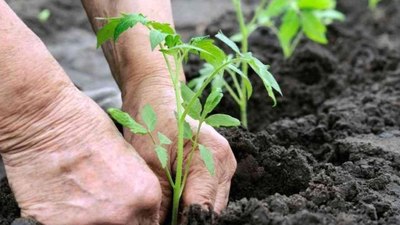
[122,77,237,223]
[1,88,162,225]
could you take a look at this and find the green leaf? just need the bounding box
[155,146,168,169]
[369,0,381,9]
[183,120,193,140]
[228,64,253,99]
[205,114,241,128]
[96,19,120,48]
[297,0,335,10]
[188,63,213,91]
[108,108,148,134]
[165,34,182,48]
[215,31,240,54]
[114,14,147,41]
[315,9,345,23]
[38,9,51,23]
[230,33,243,42]
[181,83,202,120]
[245,55,282,105]
[141,104,157,132]
[191,38,226,67]
[203,89,223,117]
[158,132,172,145]
[301,10,328,44]
[199,145,215,176]
[148,21,175,34]
[264,0,290,17]
[278,9,301,57]
[149,30,167,50]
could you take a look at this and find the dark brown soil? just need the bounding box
[184,0,400,224]
[2,0,400,224]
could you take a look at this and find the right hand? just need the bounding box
[1,87,162,225]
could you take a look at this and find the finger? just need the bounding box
[214,180,231,213]
[181,152,219,209]
[126,133,172,224]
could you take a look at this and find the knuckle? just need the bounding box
[138,173,162,209]
[213,139,237,177]
[213,139,231,159]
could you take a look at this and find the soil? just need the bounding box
[1,0,400,225]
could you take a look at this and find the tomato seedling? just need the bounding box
[96,13,280,225]
[190,0,344,128]
[369,0,381,9]
[231,0,345,57]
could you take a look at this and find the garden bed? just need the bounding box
[2,0,400,224]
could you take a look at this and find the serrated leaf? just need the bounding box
[278,9,301,57]
[158,132,172,145]
[155,146,168,169]
[183,120,193,140]
[297,0,335,10]
[141,104,157,132]
[108,108,148,134]
[149,30,167,50]
[203,89,223,117]
[97,19,120,48]
[191,38,226,67]
[246,56,282,105]
[148,21,175,34]
[264,0,290,17]
[301,11,328,44]
[199,145,215,176]
[205,114,240,128]
[181,83,202,120]
[215,31,240,54]
[114,14,147,41]
[165,34,181,48]
[227,64,253,99]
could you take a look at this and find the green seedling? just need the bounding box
[191,0,343,128]
[231,0,345,57]
[96,13,280,225]
[37,9,51,23]
[369,0,381,9]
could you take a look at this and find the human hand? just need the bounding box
[122,76,237,223]
[1,87,162,225]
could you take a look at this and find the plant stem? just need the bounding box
[182,60,239,120]
[232,0,250,128]
[180,122,202,196]
[147,131,175,188]
[170,54,185,225]
[248,0,269,27]
[223,81,241,105]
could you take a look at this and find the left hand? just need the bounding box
[122,75,237,223]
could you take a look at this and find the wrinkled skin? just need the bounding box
[123,77,237,222]
[1,86,162,225]
[0,0,237,223]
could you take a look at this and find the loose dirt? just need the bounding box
[1,0,400,224]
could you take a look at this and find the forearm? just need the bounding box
[82,0,181,96]
[0,1,74,153]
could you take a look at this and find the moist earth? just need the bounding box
[2,0,400,225]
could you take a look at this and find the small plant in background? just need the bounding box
[37,9,51,23]
[191,0,344,128]
[97,13,280,225]
[231,0,345,58]
[369,0,381,9]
